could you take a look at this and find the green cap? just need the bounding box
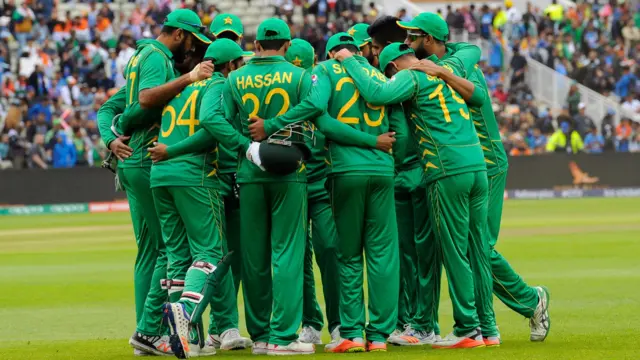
[397,12,449,42]
[325,32,358,56]
[204,38,254,65]
[285,39,315,70]
[378,42,415,72]
[348,23,371,47]
[164,9,212,44]
[256,18,291,41]
[210,13,244,37]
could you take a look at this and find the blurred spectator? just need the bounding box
[574,102,595,137]
[528,127,547,154]
[546,121,584,153]
[601,108,617,151]
[616,118,633,152]
[510,47,527,86]
[615,67,637,98]
[566,83,581,116]
[621,93,640,121]
[0,134,12,169]
[584,126,605,154]
[52,131,76,168]
[28,134,49,169]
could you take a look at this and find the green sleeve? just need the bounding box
[200,81,251,153]
[263,66,330,136]
[445,42,481,77]
[467,70,488,107]
[388,104,409,164]
[342,57,415,105]
[138,51,169,91]
[223,79,239,123]
[314,112,378,148]
[97,87,125,148]
[118,101,148,134]
[165,129,215,159]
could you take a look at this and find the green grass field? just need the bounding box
[1,198,639,360]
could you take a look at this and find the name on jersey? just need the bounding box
[236,72,293,89]
[331,64,387,82]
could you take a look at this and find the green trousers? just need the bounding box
[153,186,236,327]
[395,167,441,335]
[119,167,168,336]
[426,171,496,337]
[239,182,307,346]
[329,175,399,342]
[488,171,538,318]
[302,179,340,334]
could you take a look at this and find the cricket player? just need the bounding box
[347,23,376,66]
[98,9,213,356]
[409,41,551,344]
[254,32,409,353]
[334,41,491,348]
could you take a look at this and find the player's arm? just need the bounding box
[263,66,331,136]
[97,87,125,148]
[200,81,251,153]
[446,42,481,77]
[314,112,378,148]
[388,104,409,163]
[164,129,215,159]
[438,60,486,107]
[341,57,415,105]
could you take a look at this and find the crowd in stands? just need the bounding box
[1,0,640,170]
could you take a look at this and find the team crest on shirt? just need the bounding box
[311,74,318,85]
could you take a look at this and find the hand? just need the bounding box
[376,132,396,152]
[333,49,354,62]
[109,136,132,161]
[409,59,442,77]
[248,117,267,141]
[147,142,168,163]
[246,142,266,171]
[189,60,214,82]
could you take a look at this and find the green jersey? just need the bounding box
[97,86,125,149]
[342,56,485,184]
[120,39,177,168]
[225,56,311,184]
[217,115,241,175]
[305,123,328,183]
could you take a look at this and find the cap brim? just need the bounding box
[242,51,255,57]
[213,28,243,37]
[397,21,419,30]
[358,38,371,47]
[192,31,212,44]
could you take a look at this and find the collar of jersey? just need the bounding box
[247,55,286,64]
[136,39,173,60]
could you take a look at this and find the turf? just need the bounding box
[1,198,638,360]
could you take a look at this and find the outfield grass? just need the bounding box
[1,198,639,359]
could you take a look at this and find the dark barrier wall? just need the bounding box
[506,153,640,190]
[0,167,125,205]
[1,153,639,205]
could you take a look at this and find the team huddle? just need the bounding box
[97,8,551,359]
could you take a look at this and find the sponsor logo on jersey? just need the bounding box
[311,74,318,84]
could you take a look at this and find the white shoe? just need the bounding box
[432,329,485,349]
[220,328,253,350]
[129,332,173,356]
[388,324,422,346]
[252,341,269,355]
[329,326,341,344]
[134,348,151,356]
[196,342,217,357]
[298,326,322,345]
[205,334,221,350]
[389,328,402,337]
[530,286,551,342]
[164,303,193,358]
[411,330,439,345]
[267,341,315,355]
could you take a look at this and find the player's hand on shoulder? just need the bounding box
[189,60,214,82]
[110,136,132,161]
[334,49,354,62]
[409,59,442,77]
[248,117,267,141]
[148,142,168,163]
[376,132,396,152]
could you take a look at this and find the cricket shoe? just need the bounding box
[252,342,269,355]
[163,303,192,359]
[388,324,421,346]
[366,341,387,352]
[530,286,551,342]
[483,336,502,347]
[205,334,221,350]
[129,332,174,356]
[267,341,315,355]
[325,338,365,353]
[432,328,485,349]
[298,326,322,345]
[329,326,341,344]
[134,348,152,356]
[220,328,253,350]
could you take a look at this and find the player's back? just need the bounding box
[151,76,223,189]
[319,57,394,176]
[407,67,486,183]
[227,56,309,183]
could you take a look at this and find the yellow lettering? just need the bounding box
[332,64,343,74]
[245,76,254,89]
[283,72,292,84]
[264,74,273,87]
[236,76,245,90]
[363,67,371,76]
[254,75,263,88]
[272,72,281,84]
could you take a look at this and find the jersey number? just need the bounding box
[128,72,136,105]
[242,88,290,118]
[161,91,200,137]
[335,78,384,127]
[428,84,470,123]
